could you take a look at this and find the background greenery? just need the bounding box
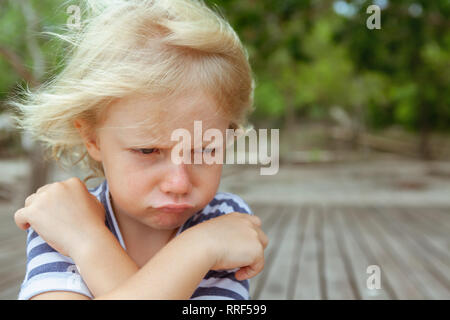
[1,0,449,160]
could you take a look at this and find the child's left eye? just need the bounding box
[204,148,215,154]
[134,148,159,155]
[193,148,215,154]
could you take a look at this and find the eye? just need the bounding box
[193,148,215,154]
[203,148,215,154]
[133,148,159,155]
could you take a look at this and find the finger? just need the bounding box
[235,258,265,281]
[246,214,261,227]
[36,184,51,194]
[14,208,30,230]
[24,193,36,207]
[256,227,269,249]
[65,177,83,186]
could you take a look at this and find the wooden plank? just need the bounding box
[347,207,424,299]
[291,207,322,299]
[422,207,450,229]
[258,209,298,299]
[250,207,286,299]
[0,231,27,299]
[0,212,23,241]
[0,268,25,299]
[396,208,450,269]
[397,208,450,265]
[334,207,391,299]
[0,232,26,299]
[403,208,450,254]
[315,207,326,299]
[321,206,355,299]
[0,244,26,275]
[249,203,274,226]
[374,207,450,298]
[435,207,450,220]
[408,207,450,236]
[0,282,20,300]
[367,207,450,299]
[286,207,308,299]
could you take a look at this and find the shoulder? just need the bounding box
[179,192,253,233]
[18,228,92,300]
[195,192,253,222]
[17,180,107,300]
[206,192,253,215]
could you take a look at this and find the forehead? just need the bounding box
[98,91,228,146]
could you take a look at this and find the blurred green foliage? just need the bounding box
[1,0,449,134]
[213,0,450,132]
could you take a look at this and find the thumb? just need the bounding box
[235,258,265,281]
[14,208,30,230]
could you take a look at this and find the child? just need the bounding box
[9,0,268,300]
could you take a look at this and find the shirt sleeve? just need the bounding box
[17,228,93,300]
[191,270,250,300]
[188,192,254,300]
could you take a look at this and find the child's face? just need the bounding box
[79,91,229,231]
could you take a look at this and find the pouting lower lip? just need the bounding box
[157,206,192,214]
[154,204,194,210]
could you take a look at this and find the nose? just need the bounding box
[159,163,192,196]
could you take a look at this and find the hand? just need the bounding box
[14,177,106,257]
[184,212,269,281]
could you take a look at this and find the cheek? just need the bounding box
[122,165,162,197]
[193,164,223,194]
[104,155,156,198]
[110,169,159,216]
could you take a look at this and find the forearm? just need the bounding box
[71,227,139,297]
[72,228,213,299]
[95,231,213,299]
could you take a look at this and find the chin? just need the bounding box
[145,210,195,231]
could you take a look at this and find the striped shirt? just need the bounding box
[18,179,253,300]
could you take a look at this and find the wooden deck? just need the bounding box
[1,200,449,299]
[248,204,450,300]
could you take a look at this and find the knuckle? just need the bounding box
[14,207,23,218]
[24,194,33,204]
[67,177,82,185]
[257,243,264,255]
[243,217,253,226]
[36,183,51,193]
[230,212,241,218]
[52,181,66,192]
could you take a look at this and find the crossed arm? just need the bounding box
[33,226,214,300]
[16,178,268,300]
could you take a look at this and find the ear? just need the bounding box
[74,119,102,162]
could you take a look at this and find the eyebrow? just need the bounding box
[128,142,174,149]
[119,131,224,149]
[129,143,223,149]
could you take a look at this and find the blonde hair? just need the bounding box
[8,0,255,181]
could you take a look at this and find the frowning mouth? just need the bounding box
[154,203,194,213]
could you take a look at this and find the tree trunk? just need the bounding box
[418,103,432,161]
[19,0,49,194]
[419,125,432,161]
